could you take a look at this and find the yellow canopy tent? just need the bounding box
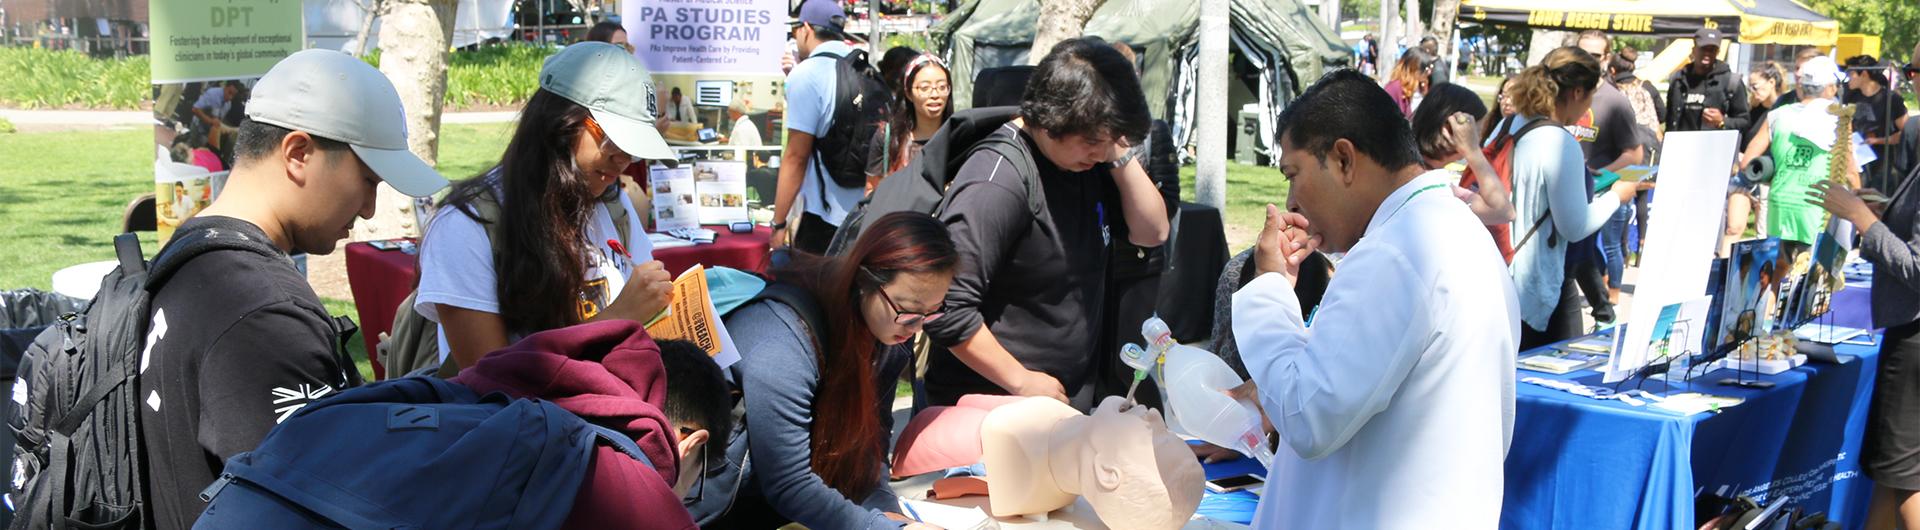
[1458,0,1839,46]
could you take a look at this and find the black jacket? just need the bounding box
[1664,61,1750,133]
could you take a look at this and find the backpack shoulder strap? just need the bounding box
[146,223,287,291]
[746,283,830,356]
[1507,118,1563,254]
[936,124,1043,217]
[113,233,145,275]
[467,186,509,256]
[584,423,654,468]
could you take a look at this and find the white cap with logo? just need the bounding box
[1797,55,1846,87]
[540,42,678,165]
[245,49,449,198]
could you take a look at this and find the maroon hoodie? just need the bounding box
[451,320,697,530]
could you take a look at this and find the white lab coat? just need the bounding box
[1233,170,1521,529]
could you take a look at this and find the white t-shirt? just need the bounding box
[415,185,655,362]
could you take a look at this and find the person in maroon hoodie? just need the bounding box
[450,320,728,530]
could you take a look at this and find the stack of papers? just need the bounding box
[898,499,998,530]
[1792,322,1871,345]
[668,227,717,244]
[648,233,695,250]
[1519,349,1607,374]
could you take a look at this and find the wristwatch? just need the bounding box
[771,221,789,230]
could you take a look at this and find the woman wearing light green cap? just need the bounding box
[417,42,681,370]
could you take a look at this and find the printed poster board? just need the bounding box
[151,0,304,242]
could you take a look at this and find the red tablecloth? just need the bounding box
[344,226,771,379]
[344,241,421,379]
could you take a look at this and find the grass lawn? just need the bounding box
[0,122,514,380]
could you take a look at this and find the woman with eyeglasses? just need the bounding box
[724,212,955,530]
[1481,76,1519,141]
[866,52,953,191]
[416,42,676,370]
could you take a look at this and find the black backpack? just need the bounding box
[7,230,357,530]
[824,106,1043,256]
[809,49,893,194]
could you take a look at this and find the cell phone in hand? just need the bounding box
[1205,473,1265,493]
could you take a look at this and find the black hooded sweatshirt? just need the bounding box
[1664,60,1751,134]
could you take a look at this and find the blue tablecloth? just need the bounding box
[1502,329,1882,529]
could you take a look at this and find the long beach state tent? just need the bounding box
[933,0,1352,165]
[1458,0,1839,45]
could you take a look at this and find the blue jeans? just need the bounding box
[1602,205,1630,289]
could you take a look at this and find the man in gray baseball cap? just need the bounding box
[138,49,448,529]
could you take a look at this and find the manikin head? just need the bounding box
[978,397,1203,530]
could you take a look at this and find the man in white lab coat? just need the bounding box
[1232,69,1521,529]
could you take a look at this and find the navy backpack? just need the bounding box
[192,376,649,530]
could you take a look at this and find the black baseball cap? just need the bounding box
[1693,28,1724,49]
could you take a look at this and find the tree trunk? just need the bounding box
[1028,0,1107,64]
[1430,0,1458,62]
[1378,0,1397,81]
[1403,0,1422,50]
[1436,0,1459,75]
[1195,0,1229,209]
[357,0,457,242]
[351,0,382,57]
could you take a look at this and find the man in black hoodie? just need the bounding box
[1664,28,1750,134]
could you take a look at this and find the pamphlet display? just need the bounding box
[1604,130,1738,382]
[650,164,700,233]
[693,160,749,225]
[1714,238,1786,352]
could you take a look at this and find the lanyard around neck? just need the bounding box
[1387,183,1447,220]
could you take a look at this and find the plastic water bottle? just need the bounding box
[1159,344,1275,467]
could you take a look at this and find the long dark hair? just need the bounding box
[882,54,951,175]
[770,212,957,499]
[1411,83,1489,161]
[441,89,598,335]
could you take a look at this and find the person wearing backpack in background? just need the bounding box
[866,52,952,193]
[724,213,956,529]
[920,37,1166,408]
[413,42,677,372]
[773,0,889,254]
[131,49,449,529]
[1507,47,1648,350]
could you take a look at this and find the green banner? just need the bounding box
[152,0,304,83]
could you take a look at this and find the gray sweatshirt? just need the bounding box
[728,300,908,530]
[1865,166,1920,329]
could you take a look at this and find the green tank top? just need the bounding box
[1766,125,1832,245]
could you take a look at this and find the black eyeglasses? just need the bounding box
[862,267,944,326]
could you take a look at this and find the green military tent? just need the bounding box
[932,0,1352,164]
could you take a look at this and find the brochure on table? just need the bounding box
[1605,130,1737,383]
[1715,238,1786,352]
[651,164,700,233]
[693,160,749,225]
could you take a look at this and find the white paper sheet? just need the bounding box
[1605,130,1739,382]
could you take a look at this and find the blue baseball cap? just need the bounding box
[790,0,848,34]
